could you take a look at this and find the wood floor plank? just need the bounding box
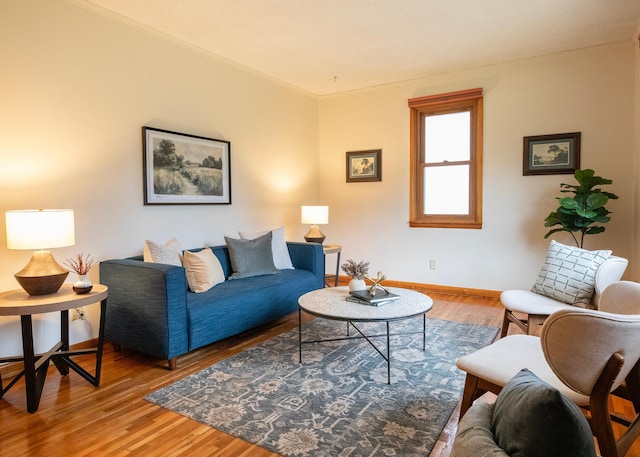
[0,287,638,456]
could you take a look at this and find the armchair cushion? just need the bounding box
[492,369,596,457]
[532,240,611,307]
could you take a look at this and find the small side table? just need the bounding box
[323,244,342,287]
[0,284,108,413]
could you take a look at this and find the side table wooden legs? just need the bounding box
[0,284,109,413]
[20,314,56,413]
[1,297,107,412]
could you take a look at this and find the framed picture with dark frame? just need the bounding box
[346,149,382,182]
[523,132,580,176]
[143,126,231,205]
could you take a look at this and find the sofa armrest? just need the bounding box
[99,259,189,361]
[287,242,325,288]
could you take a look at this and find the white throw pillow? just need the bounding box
[531,240,612,307]
[143,238,183,266]
[182,248,225,293]
[238,226,294,270]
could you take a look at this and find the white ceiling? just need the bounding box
[75,0,640,96]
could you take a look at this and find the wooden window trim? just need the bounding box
[409,88,483,229]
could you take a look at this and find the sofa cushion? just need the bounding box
[492,369,596,457]
[186,268,318,350]
[238,226,294,270]
[183,248,225,293]
[225,232,279,279]
[143,237,182,266]
[531,240,611,307]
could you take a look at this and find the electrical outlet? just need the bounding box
[429,259,436,270]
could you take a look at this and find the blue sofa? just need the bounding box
[100,242,324,369]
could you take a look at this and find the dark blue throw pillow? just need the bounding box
[492,369,596,457]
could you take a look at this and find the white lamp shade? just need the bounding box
[301,206,329,225]
[6,209,75,250]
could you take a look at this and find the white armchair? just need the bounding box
[500,255,627,337]
[456,281,640,457]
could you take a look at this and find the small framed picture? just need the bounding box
[523,132,580,176]
[143,127,231,205]
[346,149,382,182]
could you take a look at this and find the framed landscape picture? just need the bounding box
[346,149,381,182]
[523,132,580,176]
[143,127,231,205]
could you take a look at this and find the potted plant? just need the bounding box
[65,253,96,295]
[341,259,369,291]
[544,169,618,248]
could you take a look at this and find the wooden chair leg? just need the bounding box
[624,360,640,412]
[459,374,481,420]
[500,309,511,338]
[527,315,546,336]
[590,353,624,457]
[168,358,177,370]
[501,309,530,336]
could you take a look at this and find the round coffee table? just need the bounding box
[298,286,433,384]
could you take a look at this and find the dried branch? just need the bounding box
[340,259,370,280]
[65,253,96,275]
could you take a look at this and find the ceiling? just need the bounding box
[75,0,640,96]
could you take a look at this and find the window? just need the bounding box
[408,88,483,228]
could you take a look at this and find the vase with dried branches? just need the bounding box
[341,259,369,291]
[65,253,96,295]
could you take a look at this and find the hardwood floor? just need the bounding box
[0,288,638,456]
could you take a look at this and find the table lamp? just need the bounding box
[301,205,328,244]
[5,209,75,296]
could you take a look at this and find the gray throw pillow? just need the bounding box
[225,232,279,279]
[492,369,596,457]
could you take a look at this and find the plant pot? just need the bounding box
[348,278,366,292]
[73,274,93,294]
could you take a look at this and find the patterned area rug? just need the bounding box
[146,317,498,457]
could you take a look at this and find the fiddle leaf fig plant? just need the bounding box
[544,169,618,248]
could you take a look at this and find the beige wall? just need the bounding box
[0,0,319,353]
[0,0,638,354]
[634,21,640,280]
[319,43,636,291]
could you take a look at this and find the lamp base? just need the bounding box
[304,225,326,244]
[14,250,69,296]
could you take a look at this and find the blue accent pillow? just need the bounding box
[224,232,279,279]
[492,369,596,457]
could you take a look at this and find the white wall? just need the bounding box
[319,43,636,291]
[0,0,319,354]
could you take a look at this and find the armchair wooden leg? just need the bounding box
[590,353,624,457]
[459,374,481,420]
[624,360,640,412]
[527,315,546,336]
[168,358,177,370]
[500,310,511,338]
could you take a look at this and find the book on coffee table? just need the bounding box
[346,296,397,307]
[348,288,400,306]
